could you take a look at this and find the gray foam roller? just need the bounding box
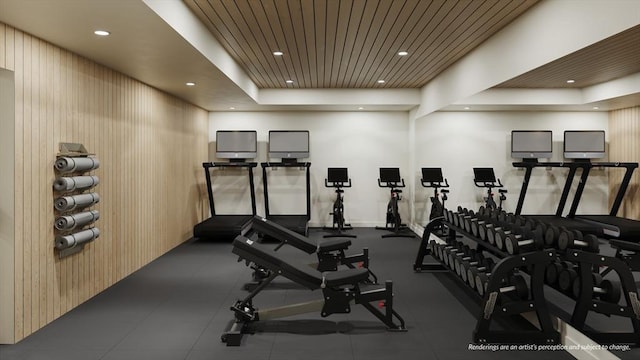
[54,228,100,250]
[53,176,99,192]
[55,157,100,173]
[54,193,100,212]
[54,210,100,231]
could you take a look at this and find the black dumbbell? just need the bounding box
[572,275,621,303]
[544,224,562,247]
[435,242,460,261]
[496,221,533,251]
[462,257,493,285]
[558,230,599,252]
[443,245,469,267]
[504,225,545,255]
[557,264,579,293]
[447,247,474,269]
[453,251,482,277]
[476,274,529,300]
[545,260,573,286]
[491,222,523,249]
[467,258,496,289]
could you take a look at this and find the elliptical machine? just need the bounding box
[473,167,507,210]
[323,167,356,238]
[376,168,415,238]
[420,167,449,220]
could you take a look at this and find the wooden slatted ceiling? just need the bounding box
[498,25,640,88]
[184,0,540,88]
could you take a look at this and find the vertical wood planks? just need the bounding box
[0,23,207,343]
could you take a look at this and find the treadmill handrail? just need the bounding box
[261,162,312,218]
[202,161,258,216]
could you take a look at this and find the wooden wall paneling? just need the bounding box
[0,24,5,68]
[1,24,208,343]
[609,106,640,220]
[0,42,17,343]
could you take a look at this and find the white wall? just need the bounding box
[412,111,610,228]
[208,111,411,227]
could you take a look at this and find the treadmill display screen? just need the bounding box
[564,130,605,159]
[511,130,552,159]
[216,130,257,159]
[268,130,310,159]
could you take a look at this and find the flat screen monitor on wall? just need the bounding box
[268,130,310,159]
[511,130,553,159]
[215,130,257,160]
[563,130,605,159]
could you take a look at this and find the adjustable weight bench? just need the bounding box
[245,215,377,282]
[222,235,406,346]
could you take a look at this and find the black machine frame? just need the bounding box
[376,167,415,238]
[261,161,311,236]
[193,161,258,240]
[323,167,356,238]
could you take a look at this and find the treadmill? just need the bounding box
[511,130,602,235]
[261,130,311,236]
[193,130,259,241]
[567,161,640,240]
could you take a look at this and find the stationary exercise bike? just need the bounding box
[473,167,507,210]
[420,167,449,221]
[376,168,415,238]
[323,167,356,238]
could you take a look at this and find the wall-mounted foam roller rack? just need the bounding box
[419,206,560,345]
[53,142,100,258]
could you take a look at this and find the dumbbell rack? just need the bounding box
[421,207,560,344]
[557,249,640,345]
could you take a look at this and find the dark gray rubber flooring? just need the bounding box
[0,227,636,359]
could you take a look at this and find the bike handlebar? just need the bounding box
[420,178,449,188]
[325,178,352,188]
[474,177,503,189]
[378,178,405,188]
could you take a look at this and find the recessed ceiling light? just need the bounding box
[186,82,196,86]
[94,30,110,36]
[377,80,385,84]
[273,51,284,56]
[229,107,236,110]
[566,79,575,84]
[358,107,365,110]
[464,107,470,110]
[397,51,409,56]
[592,106,599,110]
[285,80,294,84]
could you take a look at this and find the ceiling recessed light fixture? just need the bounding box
[377,79,385,84]
[358,107,365,110]
[566,79,575,84]
[397,51,409,56]
[464,107,470,110]
[229,107,236,110]
[592,106,599,110]
[94,30,110,36]
[285,79,294,84]
[273,51,284,56]
[186,82,196,86]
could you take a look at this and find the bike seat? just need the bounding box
[335,189,344,194]
[392,189,403,194]
[498,189,508,194]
